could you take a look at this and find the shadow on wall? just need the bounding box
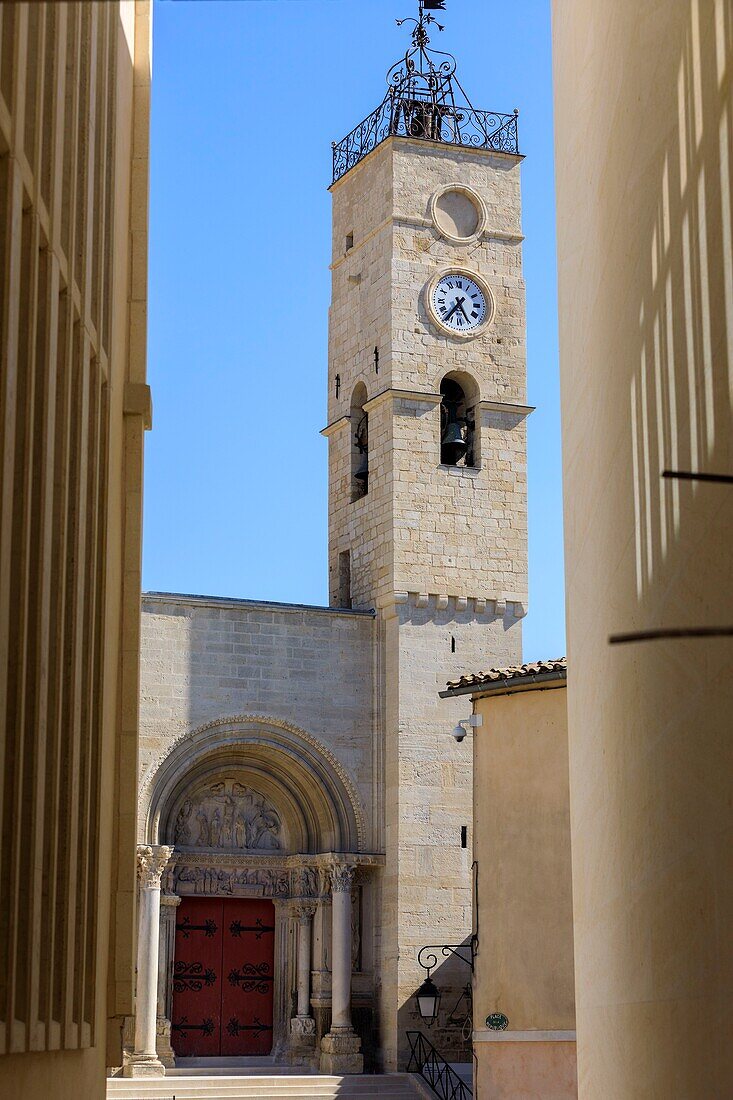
[629,0,733,606]
[397,940,474,1070]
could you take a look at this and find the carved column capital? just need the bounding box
[136,845,174,890]
[329,863,356,894]
[293,901,317,923]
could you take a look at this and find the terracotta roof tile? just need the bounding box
[445,657,567,691]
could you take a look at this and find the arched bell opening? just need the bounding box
[439,372,480,468]
[350,382,369,500]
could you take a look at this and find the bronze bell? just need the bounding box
[354,452,369,489]
[441,416,468,465]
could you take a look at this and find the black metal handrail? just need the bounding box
[406,1030,472,1100]
[332,95,519,184]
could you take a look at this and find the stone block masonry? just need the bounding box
[139,593,379,850]
[327,135,528,1069]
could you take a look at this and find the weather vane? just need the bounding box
[397,1,447,46]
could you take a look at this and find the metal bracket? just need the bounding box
[417,938,476,975]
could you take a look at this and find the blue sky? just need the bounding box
[144,0,565,662]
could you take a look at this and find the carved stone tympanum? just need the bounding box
[172,777,283,851]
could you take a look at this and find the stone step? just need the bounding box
[168,1067,314,1077]
[106,1072,420,1100]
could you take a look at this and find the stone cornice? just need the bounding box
[480,399,535,416]
[329,213,524,273]
[363,388,441,413]
[328,133,523,199]
[169,850,384,870]
[318,391,534,424]
[473,1029,576,1043]
[142,590,374,620]
[320,415,351,438]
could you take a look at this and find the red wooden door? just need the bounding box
[171,897,275,1057]
[171,897,222,1057]
[221,898,275,1056]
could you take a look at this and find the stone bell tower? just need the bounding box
[324,4,529,1070]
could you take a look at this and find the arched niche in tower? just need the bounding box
[439,371,480,468]
[350,382,369,500]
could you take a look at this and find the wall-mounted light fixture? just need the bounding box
[414,940,476,1025]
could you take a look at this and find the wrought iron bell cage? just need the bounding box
[331,1,520,184]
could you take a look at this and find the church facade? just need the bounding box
[127,10,528,1078]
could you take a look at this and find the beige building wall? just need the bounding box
[326,135,528,1068]
[467,680,576,1099]
[0,2,151,1096]
[553,2,733,1096]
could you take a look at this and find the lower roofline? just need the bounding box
[142,590,376,618]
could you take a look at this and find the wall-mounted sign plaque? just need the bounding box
[486,1012,509,1031]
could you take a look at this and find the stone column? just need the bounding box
[320,864,363,1075]
[290,903,317,1064]
[124,845,173,1078]
[156,893,180,1069]
[291,903,316,1032]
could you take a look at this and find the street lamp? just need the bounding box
[415,974,441,1023]
[414,941,476,1026]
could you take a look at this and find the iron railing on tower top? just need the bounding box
[331,3,520,183]
[332,97,519,183]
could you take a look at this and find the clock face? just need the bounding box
[430,272,488,334]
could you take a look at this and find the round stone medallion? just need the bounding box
[431,185,485,243]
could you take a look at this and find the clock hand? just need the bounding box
[443,296,465,324]
[457,300,471,321]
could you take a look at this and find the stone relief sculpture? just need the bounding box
[292,866,319,898]
[195,808,209,847]
[173,863,290,897]
[172,776,283,851]
[174,800,192,844]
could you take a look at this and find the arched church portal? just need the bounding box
[136,718,379,1069]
